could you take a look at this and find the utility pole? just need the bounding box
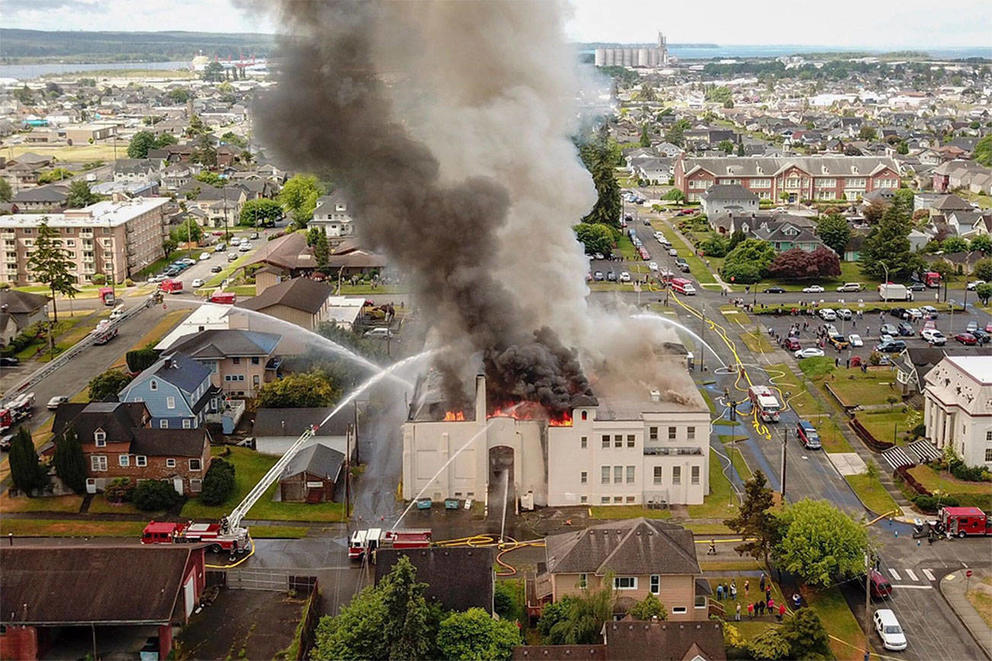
[699,304,706,373]
[353,399,360,464]
[780,428,788,500]
[345,423,352,519]
[863,551,872,661]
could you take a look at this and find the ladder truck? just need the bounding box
[141,425,319,554]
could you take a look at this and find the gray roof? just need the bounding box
[0,289,49,313]
[162,329,281,359]
[280,441,343,481]
[700,184,758,202]
[681,155,899,178]
[253,407,351,437]
[12,184,68,203]
[129,353,211,395]
[237,277,333,314]
[545,518,700,576]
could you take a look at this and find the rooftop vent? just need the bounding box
[650,389,661,402]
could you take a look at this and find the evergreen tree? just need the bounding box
[723,470,780,567]
[67,180,97,208]
[53,425,87,494]
[314,227,330,268]
[27,220,79,322]
[639,124,651,148]
[8,427,48,495]
[859,200,924,281]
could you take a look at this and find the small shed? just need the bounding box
[278,442,344,503]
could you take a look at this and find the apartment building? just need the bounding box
[0,197,171,285]
[674,155,901,203]
[923,355,992,468]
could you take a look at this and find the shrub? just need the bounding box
[200,458,236,505]
[124,278,134,287]
[948,455,990,482]
[91,273,107,285]
[133,479,184,511]
[105,477,135,503]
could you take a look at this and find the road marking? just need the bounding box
[888,568,901,580]
[922,568,936,581]
[890,584,933,589]
[904,568,918,581]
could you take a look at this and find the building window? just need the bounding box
[150,380,157,391]
[691,465,700,485]
[581,410,588,421]
[614,466,622,483]
[614,496,622,503]
[673,466,682,484]
[91,455,107,472]
[580,495,588,504]
[94,430,106,447]
[601,466,610,484]
[986,448,992,462]
[160,420,168,429]
[653,466,663,484]
[695,595,707,609]
[668,426,676,440]
[119,455,130,467]
[986,430,992,442]
[190,479,202,493]
[626,466,635,483]
[581,436,587,449]
[166,396,176,409]
[614,434,622,448]
[136,456,147,467]
[687,426,695,440]
[580,471,588,484]
[649,426,658,441]
[614,577,637,590]
[189,458,202,471]
[672,607,687,615]
[251,357,260,365]
[579,573,587,588]
[626,496,635,503]
[166,458,176,468]
[627,434,635,448]
[182,419,191,429]
[233,357,241,365]
[650,575,660,594]
[602,435,610,449]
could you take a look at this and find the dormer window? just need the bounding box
[94,430,106,447]
[150,379,158,391]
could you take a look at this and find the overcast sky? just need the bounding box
[1,0,989,49]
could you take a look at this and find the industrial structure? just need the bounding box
[594,33,669,68]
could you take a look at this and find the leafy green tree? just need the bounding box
[202,61,226,82]
[774,499,869,587]
[53,425,87,494]
[970,235,992,253]
[166,88,191,103]
[700,235,730,257]
[191,133,217,167]
[537,596,574,640]
[862,199,887,224]
[717,139,735,154]
[720,239,777,284]
[67,180,97,208]
[278,174,324,229]
[133,479,183,511]
[37,168,74,184]
[13,85,34,105]
[724,470,780,567]
[662,188,685,203]
[942,236,969,253]
[195,171,223,186]
[574,223,615,256]
[220,131,248,149]
[8,427,48,495]
[436,608,520,661]
[976,282,992,306]
[28,221,78,322]
[858,126,878,141]
[859,201,924,281]
[747,628,791,661]
[257,371,339,408]
[974,258,992,282]
[127,131,157,159]
[88,368,134,402]
[897,140,909,155]
[200,458,235,506]
[493,580,522,622]
[628,593,667,620]
[240,198,283,227]
[664,118,691,147]
[975,135,992,167]
[815,213,851,256]
[170,218,204,245]
[780,608,832,660]
[547,584,614,645]
[0,178,12,202]
[126,348,159,373]
[186,114,208,138]
[162,237,178,259]
[639,124,651,148]
[704,86,733,105]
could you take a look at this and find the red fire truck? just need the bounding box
[0,392,35,433]
[91,320,118,345]
[349,528,433,561]
[208,291,236,304]
[939,506,992,537]
[748,385,782,422]
[159,278,184,294]
[670,277,697,295]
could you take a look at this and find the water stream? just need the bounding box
[631,312,728,368]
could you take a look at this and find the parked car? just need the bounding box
[606,271,617,282]
[920,305,938,319]
[795,347,825,359]
[922,329,947,346]
[785,338,801,351]
[876,340,907,353]
[227,252,238,262]
[0,356,20,367]
[828,334,849,350]
[896,322,915,336]
[214,242,227,253]
[889,307,908,319]
[803,285,825,293]
[818,308,837,321]
[648,261,659,272]
[967,280,985,290]
[364,327,395,339]
[880,323,899,337]
[971,329,991,345]
[199,252,211,262]
[836,308,853,320]
[0,434,12,451]
[955,332,978,345]
[619,272,631,283]
[191,278,205,288]
[909,282,926,292]
[763,287,785,294]
[47,395,68,410]
[796,420,821,450]
[250,232,260,240]
[836,282,862,292]
[905,308,923,320]
[593,271,605,281]
[238,243,253,252]
[966,321,979,333]
[873,609,907,652]
[866,569,893,600]
[210,265,223,273]
[848,334,863,347]
[668,248,678,257]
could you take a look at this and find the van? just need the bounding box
[108,306,126,322]
[867,569,893,600]
[873,609,907,651]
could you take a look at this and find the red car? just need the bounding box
[785,338,801,351]
[955,332,978,345]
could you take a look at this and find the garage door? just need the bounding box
[183,575,196,617]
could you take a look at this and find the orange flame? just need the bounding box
[443,411,466,422]
[487,402,573,427]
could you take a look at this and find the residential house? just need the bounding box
[0,545,206,660]
[118,353,219,429]
[236,276,336,331]
[252,407,353,457]
[10,184,69,212]
[113,158,159,184]
[923,355,992,468]
[0,290,49,346]
[278,441,344,503]
[375,548,495,614]
[699,184,758,219]
[184,184,245,228]
[514,621,726,661]
[633,157,674,185]
[751,216,826,253]
[537,518,708,620]
[160,164,198,192]
[50,401,211,495]
[310,192,355,239]
[933,160,992,195]
[161,329,281,397]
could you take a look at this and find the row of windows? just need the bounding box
[231,357,262,365]
[579,427,698,449]
[158,418,193,429]
[90,456,201,471]
[653,465,701,485]
[599,465,637,484]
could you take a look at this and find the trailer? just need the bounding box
[878,283,913,302]
[748,385,781,422]
[939,506,991,537]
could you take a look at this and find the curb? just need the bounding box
[937,569,992,660]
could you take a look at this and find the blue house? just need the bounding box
[118,353,219,429]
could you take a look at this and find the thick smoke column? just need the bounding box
[251,1,593,413]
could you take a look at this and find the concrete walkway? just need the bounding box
[939,568,992,658]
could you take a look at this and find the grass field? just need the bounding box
[845,474,900,515]
[739,329,774,353]
[825,368,903,408]
[683,522,735,534]
[588,505,673,520]
[0,493,83,514]
[966,576,992,629]
[907,464,992,509]
[7,143,122,163]
[812,416,854,453]
[687,450,740,519]
[807,585,868,661]
[0,518,146,537]
[855,409,916,445]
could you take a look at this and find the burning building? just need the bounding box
[402,354,710,508]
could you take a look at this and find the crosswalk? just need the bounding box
[880,439,943,470]
[885,566,942,588]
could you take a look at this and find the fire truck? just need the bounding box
[141,425,319,554]
[98,286,116,306]
[159,278,184,294]
[91,320,119,345]
[0,392,35,433]
[924,271,942,288]
[939,506,991,537]
[748,385,782,422]
[349,528,433,561]
[669,277,696,295]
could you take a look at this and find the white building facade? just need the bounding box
[923,355,992,468]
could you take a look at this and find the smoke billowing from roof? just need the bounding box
[248,0,595,413]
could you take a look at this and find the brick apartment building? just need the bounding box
[674,155,901,203]
[0,197,171,286]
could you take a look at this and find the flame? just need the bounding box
[443,411,466,422]
[487,402,573,427]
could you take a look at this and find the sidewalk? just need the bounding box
[939,568,992,658]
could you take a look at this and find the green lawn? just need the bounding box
[907,465,992,509]
[825,368,902,408]
[683,522,734,534]
[727,443,753,481]
[845,474,899,515]
[807,585,867,661]
[657,221,716,284]
[0,494,83,514]
[180,447,346,523]
[687,449,740,519]
[747,261,882,294]
[0,519,146,537]
[230,284,257,297]
[337,284,407,295]
[205,253,255,287]
[812,416,854,453]
[855,409,916,445]
[739,329,774,353]
[589,505,673,520]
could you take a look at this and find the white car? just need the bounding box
[668,248,678,257]
[905,308,923,320]
[238,243,252,252]
[199,252,211,262]
[880,333,895,344]
[803,285,825,293]
[795,347,825,359]
[848,334,863,347]
[818,308,837,321]
[836,308,853,320]
[653,231,664,240]
[619,271,631,282]
[364,327,395,339]
[967,280,985,290]
[191,278,205,288]
[648,261,659,271]
[47,395,69,410]
[922,329,947,346]
[873,609,907,652]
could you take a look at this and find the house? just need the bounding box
[536,518,708,620]
[184,185,245,228]
[50,401,211,495]
[113,158,159,183]
[10,184,69,211]
[310,192,355,239]
[750,216,825,253]
[278,441,344,503]
[700,184,758,219]
[930,193,975,217]
[514,621,726,660]
[118,353,220,429]
[154,303,232,351]
[375,548,495,614]
[0,545,206,660]
[923,355,992,468]
[236,276,336,331]
[895,347,992,395]
[252,406,353,457]
[0,290,49,346]
[161,329,281,397]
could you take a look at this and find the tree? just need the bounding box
[166,88,191,103]
[863,199,887,224]
[858,126,878,141]
[942,236,969,253]
[169,218,204,246]
[240,198,283,227]
[860,202,923,281]
[816,213,851,256]
[28,221,78,323]
[313,556,438,660]
[0,178,12,203]
[314,227,330,268]
[664,118,691,147]
[202,61,226,82]
[220,131,248,149]
[126,348,159,373]
[975,135,992,167]
[717,139,735,154]
[662,188,685,203]
[747,629,791,661]
[436,608,520,661]
[974,258,992,282]
[767,246,840,280]
[723,470,780,567]
[897,140,909,155]
[970,235,992,254]
[704,85,733,105]
[8,427,48,495]
[257,371,339,409]
[774,499,869,587]
[547,585,614,645]
[162,238,178,259]
[720,239,777,284]
[700,235,730,258]
[639,124,651,148]
[976,282,992,305]
[574,223,615,256]
[133,479,184,511]
[191,133,217,167]
[53,425,87,494]
[37,168,74,184]
[278,174,323,229]
[195,170,223,186]
[88,368,134,402]
[628,593,667,620]
[67,180,97,208]
[537,597,574,640]
[780,608,831,659]
[200,458,236,505]
[127,131,157,159]
[578,139,622,228]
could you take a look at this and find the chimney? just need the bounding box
[475,374,487,423]
[650,389,661,402]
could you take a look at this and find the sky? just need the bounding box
[1,0,990,50]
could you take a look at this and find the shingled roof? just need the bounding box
[604,620,726,661]
[545,518,700,576]
[162,329,280,358]
[237,277,334,315]
[375,547,495,613]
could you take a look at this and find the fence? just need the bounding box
[221,567,317,593]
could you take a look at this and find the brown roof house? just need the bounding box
[278,441,344,503]
[537,518,708,621]
[0,289,49,347]
[374,547,496,613]
[236,277,336,333]
[513,621,726,661]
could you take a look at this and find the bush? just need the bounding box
[948,455,990,482]
[913,494,959,512]
[133,479,184,511]
[200,458,236,505]
[105,477,135,503]
[124,278,134,287]
[91,273,107,285]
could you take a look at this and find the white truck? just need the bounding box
[878,283,913,302]
[748,385,782,422]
